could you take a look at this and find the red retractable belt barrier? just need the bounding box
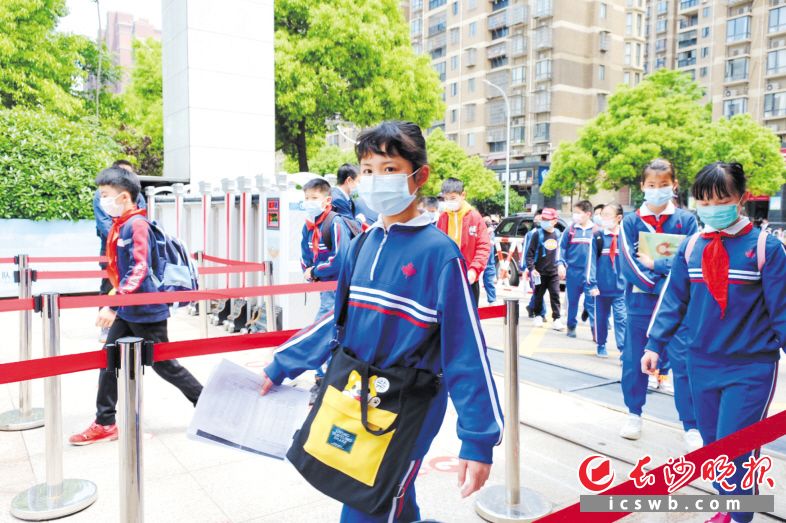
[0,298,34,313]
[0,257,14,264]
[27,256,107,263]
[199,265,268,275]
[36,270,108,280]
[199,254,265,268]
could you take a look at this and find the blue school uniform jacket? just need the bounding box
[300,212,352,282]
[620,202,698,315]
[558,223,596,275]
[586,230,626,296]
[112,214,169,323]
[646,218,786,362]
[266,213,503,463]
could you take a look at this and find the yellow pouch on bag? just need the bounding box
[304,385,398,486]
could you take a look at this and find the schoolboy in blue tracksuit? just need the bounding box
[300,178,353,319]
[261,121,503,523]
[70,167,203,446]
[586,203,626,359]
[522,211,546,320]
[558,200,596,338]
[645,162,785,523]
[619,159,700,450]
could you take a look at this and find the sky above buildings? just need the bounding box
[58,0,162,37]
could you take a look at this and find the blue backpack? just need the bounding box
[147,220,199,303]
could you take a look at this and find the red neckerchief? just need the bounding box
[637,209,669,233]
[305,205,332,259]
[701,221,754,318]
[609,231,618,267]
[106,207,147,289]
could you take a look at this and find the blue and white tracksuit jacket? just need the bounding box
[559,223,597,329]
[619,203,698,424]
[646,218,786,522]
[112,214,169,324]
[586,230,626,349]
[267,213,503,465]
[300,214,352,282]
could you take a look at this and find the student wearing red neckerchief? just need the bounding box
[618,159,700,449]
[645,162,786,523]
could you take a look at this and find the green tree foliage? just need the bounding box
[543,70,712,196]
[699,114,786,196]
[284,143,358,175]
[0,108,120,220]
[118,38,164,176]
[275,0,445,171]
[472,190,527,217]
[0,0,97,117]
[422,129,501,201]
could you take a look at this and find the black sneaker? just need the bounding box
[581,309,589,322]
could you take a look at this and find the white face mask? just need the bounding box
[100,194,125,218]
[302,199,326,220]
[357,169,420,217]
[572,213,585,224]
[602,218,618,230]
[443,200,461,212]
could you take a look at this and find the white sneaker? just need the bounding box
[552,318,565,331]
[532,316,544,328]
[684,429,703,452]
[647,374,660,391]
[620,414,642,440]
[660,372,674,395]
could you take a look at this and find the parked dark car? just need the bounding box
[493,213,568,287]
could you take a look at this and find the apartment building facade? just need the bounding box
[403,0,643,208]
[647,0,786,220]
[103,12,161,93]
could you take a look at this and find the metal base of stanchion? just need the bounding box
[10,479,98,521]
[0,408,44,431]
[475,485,552,523]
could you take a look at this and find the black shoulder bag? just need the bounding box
[286,231,441,515]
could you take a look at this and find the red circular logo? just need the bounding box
[578,455,615,493]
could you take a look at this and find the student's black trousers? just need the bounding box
[533,272,561,320]
[95,317,203,425]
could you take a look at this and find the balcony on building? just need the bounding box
[428,32,447,59]
[534,27,552,50]
[487,41,509,69]
[511,34,528,57]
[492,0,509,12]
[535,59,552,82]
[485,70,510,99]
[533,0,553,19]
[508,5,528,26]
[599,31,610,52]
[428,0,447,10]
[677,50,696,68]
[679,14,698,30]
[533,122,551,143]
[725,57,750,84]
[769,6,786,37]
[411,0,423,14]
[678,0,699,14]
[533,90,551,113]
[764,90,786,119]
[678,29,697,48]
[767,47,786,79]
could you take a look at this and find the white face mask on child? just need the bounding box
[100,194,125,217]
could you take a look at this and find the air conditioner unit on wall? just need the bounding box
[725,89,732,97]
[769,82,781,91]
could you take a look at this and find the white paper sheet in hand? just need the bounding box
[187,359,310,459]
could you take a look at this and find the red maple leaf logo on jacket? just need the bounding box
[401,263,417,278]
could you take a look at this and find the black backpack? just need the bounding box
[321,211,362,250]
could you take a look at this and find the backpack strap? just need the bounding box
[320,211,338,251]
[335,232,370,329]
[757,229,768,272]
[684,232,701,266]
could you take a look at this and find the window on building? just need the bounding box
[429,0,447,9]
[656,19,667,34]
[723,97,748,118]
[450,82,458,96]
[512,126,525,144]
[489,141,506,153]
[677,49,696,67]
[434,61,447,81]
[599,2,607,20]
[701,47,710,58]
[656,1,668,15]
[678,29,697,48]
[598,93,608,112]
[534,90,551,112]
[770,7,786,34]
[636,43,642,66]
[511,35,526,54]
[511,66,526,84]
[700,66,708,77]
[428,13,447,35]
[465,47,477,66]
[491,27,510,40]
[725,57,749,81]
[450,27,460,45]
[702,26,710,38]
[626,13,633,35]
[535,59,552,81]
[452,1,459,15]
[466,132,475,147]
[490,56,509,68]
[600,31,609,51]
[726,16,751,42]
[469,21,477,37]
[703,7,711,18]
[625,43,632,65]
[599,64,606,81]
[467,77,476,92]
[635,73,641,84]
[656,38,667,51]
[451,55,459,70]
[765,92,786,117]
[655,57,667,69]
[534,0,553,17]
[412,0,423,11]
[637,14,643,37]
[411,19,422,36]
[450,109,458,123]
[768,49,786,75]
[464,104,476,123]
[624,71,631,84]
[534,123,550,142]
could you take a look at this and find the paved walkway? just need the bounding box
[0,285,782,522]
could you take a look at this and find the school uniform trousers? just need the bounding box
[565,268,595,330]
[95,317,203,426]
[593,294,625,350]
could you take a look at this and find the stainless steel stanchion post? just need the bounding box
[117,337,145,523]
[262,261,275,332]
[0,254,45,431]
[196,251,208,339]
[11,293,98,520]
[475,298,551,523]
